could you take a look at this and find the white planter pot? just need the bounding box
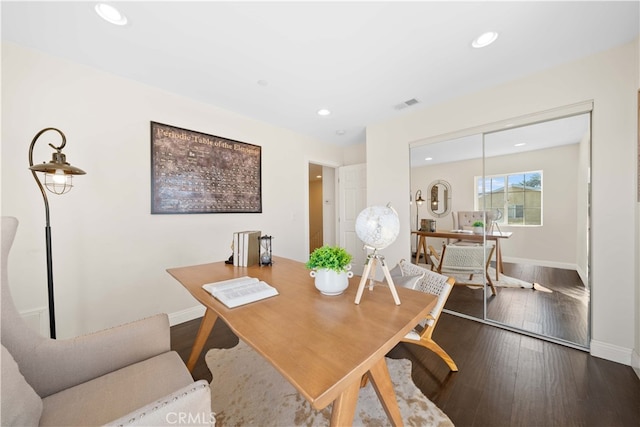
[473,226,484,234]
[310,266,354,296]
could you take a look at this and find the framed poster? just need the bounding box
[151,121,262,214]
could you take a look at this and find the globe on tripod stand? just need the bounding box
[355,204,400,250]
[354,204,402,305]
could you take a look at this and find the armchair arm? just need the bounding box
[24,314,172,398]
[105,380,213,427]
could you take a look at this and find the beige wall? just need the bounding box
[368,39,639,365]
[1,42,347,337]
[343,143,366,166]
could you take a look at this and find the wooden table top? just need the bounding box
[167,256,436,410]
[413,229,513,239]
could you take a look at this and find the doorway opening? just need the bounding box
[308,163,336,254]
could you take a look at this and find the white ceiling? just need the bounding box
[410,112,591,167]
[2,1,638,147]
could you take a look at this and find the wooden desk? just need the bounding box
[413,230,513,280]
[167,256,436,426]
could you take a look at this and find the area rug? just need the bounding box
[416,263,552,293]
[457,267,552,293]
[206,341,454,427]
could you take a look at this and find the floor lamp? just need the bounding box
[414,190,424,258]
[28,128,86,338]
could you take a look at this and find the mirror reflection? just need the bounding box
[410,113,591,348]
[427,180,451,218]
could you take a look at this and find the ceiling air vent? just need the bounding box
[394,98,420,110]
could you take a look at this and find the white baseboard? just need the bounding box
[168,305,206,326]
[503,256,576,271]
[590,339,633,366]
[632,349,640,380]
[575,265,588,287]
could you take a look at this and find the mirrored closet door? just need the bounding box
[410,109,591,349]
[411,134,485,321]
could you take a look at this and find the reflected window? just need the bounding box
[475,170,543,226]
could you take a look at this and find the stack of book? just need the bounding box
[233,230,261,267]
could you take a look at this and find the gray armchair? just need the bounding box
[1,216,213,426]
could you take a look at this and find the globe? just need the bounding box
[355,204,400,250]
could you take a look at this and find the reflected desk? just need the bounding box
[413,230,513,280]
[167,256,436,426]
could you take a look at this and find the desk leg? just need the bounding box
[330,379,360,426]
[368,357,404,426]
[415,235,427,264]
[186,308,218,372]
[495,240,502,281]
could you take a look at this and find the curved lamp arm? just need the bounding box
[28,128,64,226]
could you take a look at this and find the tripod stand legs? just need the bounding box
[354,254,401,305]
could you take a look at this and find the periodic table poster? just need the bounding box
[151,122,262,214]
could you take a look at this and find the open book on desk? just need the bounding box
[202,276,279,308]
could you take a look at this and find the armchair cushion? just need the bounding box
[40,351,194,426]
[390,274,424,290]
[387,262,424,289]
[1,345,43,426]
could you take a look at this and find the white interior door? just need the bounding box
[338,164,367,275]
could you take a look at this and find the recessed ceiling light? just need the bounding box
[424,157,433,161]
[317,109,331,116]
[336,130,346,136]
[472,31,498,48]
[95,3,128,26]
[514,143,526,147]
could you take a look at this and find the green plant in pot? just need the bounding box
[306,245,354,296]
[472,221,484,234]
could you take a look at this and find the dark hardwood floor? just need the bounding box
[171,313,640,427]
[444,262,590,346]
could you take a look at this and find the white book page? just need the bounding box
[202,276,278,308]
[203,276,257,292]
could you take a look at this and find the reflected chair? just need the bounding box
[396,260,458,372]
[456,211,493,230]
[451,210,493,244]
[1,217,212,426]
[429,243,497,296]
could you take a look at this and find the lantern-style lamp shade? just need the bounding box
[29,149,86,195]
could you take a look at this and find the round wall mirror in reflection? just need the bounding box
[427,179,451,218]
